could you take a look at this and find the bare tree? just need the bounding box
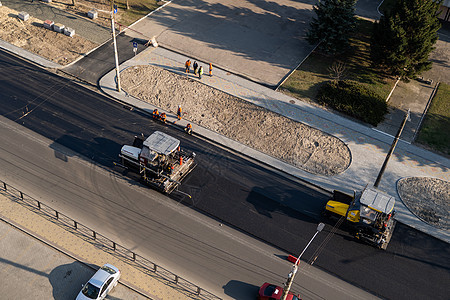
[328,61,347,82]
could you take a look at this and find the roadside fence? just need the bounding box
[0,180,222,300]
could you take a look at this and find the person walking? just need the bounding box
[185,60,191,73]
[198,66,203,79]
[209,63,213,76]
[177,105,182,120]
[193,61,198,75]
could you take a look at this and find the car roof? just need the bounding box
[89,264,117,288]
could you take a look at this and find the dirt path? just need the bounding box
[121,65,352,176]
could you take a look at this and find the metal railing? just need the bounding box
[0,180,221,300]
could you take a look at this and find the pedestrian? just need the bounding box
[185,123,192,135]
[209,63,213,76]
[193,61,198,75]
[185,60,191,73]
[198,66,203,79]
[177,105,182,120]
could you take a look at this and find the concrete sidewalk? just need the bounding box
[99,45,450,244]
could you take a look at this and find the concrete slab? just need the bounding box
[126,0,317,87]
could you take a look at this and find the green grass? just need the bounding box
[117,0,160,26]
[416,83,450,155]
[282,18,395,107]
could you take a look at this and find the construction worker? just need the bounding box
[198,66,203,79]
[209,63,213,76]
[152,108,159,120]
[160,112,167,123]
[185,59,191,73]
[193,61,198,75]
[177,105,182,120]
[185,123,192,135]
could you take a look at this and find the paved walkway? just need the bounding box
[99,45,450,244]
[125,0,316,88]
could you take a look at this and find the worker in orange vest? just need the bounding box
[209,63,213,76]
[185,123,192,135]
[185,60,191,73]
[160,112,167,123]
[177,105,182,120]
[153,108,159,120]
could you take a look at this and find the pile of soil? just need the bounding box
[121,65,352,176]
[0,6,97,65]
[398,177,449,230]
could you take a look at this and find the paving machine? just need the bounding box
[324,186,396,249]
[118,131,196,194]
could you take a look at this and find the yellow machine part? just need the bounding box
[325,201,349,217]
[346,209,360,223]
[325,201,360,223]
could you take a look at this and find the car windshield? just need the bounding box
[263,284,277,296]
[291,295,301,300]
[101,265,117,275]
[82,282,100,299]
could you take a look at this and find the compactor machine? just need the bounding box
[118,131,196,194]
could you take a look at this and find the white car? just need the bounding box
[76,264,121,300]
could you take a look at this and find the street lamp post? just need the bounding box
[111,0,121,92]
[280,223,325,300]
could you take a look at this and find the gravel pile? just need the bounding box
[398,177,449,230]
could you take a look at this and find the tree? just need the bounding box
[307,0,357,55]
[371,0,441,79]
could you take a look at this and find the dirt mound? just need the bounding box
[121,65,352,176]
[0,6,98,65]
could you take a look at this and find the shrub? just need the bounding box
[317,80,387,125]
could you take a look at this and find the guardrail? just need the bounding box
[1,180,222,300]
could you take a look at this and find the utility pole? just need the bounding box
[374,109,410,188]
[281,223,325,300]
[111,0,121,92]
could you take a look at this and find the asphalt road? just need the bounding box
[0,50,449,299]
[64,33,147,85]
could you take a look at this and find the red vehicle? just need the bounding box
[257,283,301,300]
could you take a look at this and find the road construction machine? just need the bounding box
[118,131,196,194]
[324,186,396,249]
